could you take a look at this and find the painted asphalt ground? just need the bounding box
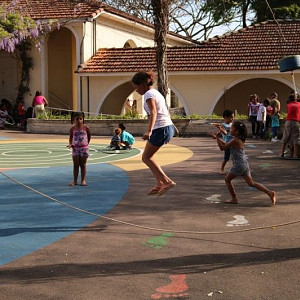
[0,130,300,300]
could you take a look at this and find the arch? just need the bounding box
[169,84,190,115]
[210,76,299,115]
[47,27,77,110]
[96,78,133,114]
[96,79,190,116]
[123,39,137,48]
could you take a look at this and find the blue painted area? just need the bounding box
[0,164,128,265]
[0,136,12,140]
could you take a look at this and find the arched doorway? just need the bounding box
[213,78,292,115]
[47,27,76,110]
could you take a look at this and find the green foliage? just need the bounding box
[0,6,38,52]
[43,111,248,121]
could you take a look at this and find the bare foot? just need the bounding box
[225,199,238,204]
[69,182,77,186]
[81,181,87,186]
[270,191,276,205]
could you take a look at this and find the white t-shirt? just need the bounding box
[144,89,173,129]
[257,104,266,122]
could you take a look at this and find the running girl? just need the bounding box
[211,120,276,205]
[68,112,91,186]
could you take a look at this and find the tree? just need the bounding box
[102,0,240,40]
[205,0,300,29]
[150,0,171,99]
[252,0,300,22]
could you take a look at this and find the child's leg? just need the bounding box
[220,149,230,174]
[280,142,287,157]
[243,174,276,205]
[224,173,238,203]
[220,160,226,174]
[293,143,298,158]
[256,120,260,137]
[79,156,88,186]
[70,156,80,186]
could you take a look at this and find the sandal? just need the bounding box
[147,186,161,195]
[157,182,176,197]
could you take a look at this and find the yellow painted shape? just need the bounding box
[111,140,193,171]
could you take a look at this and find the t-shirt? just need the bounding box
[222,122,233,142]
[257,104,266,122]
[286,101,300,121]
[120,131,135,145]
[248,102,260,116]
[266,105,273,116]
[271,114,280,127]
[271,99,281,111]
[144,89,173,130]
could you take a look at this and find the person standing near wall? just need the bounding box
[280,94,300,158]
[247,94,261,139]
[32,90,49,118]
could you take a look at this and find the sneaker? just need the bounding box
[271,138,279,142]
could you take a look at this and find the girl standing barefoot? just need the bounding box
[68,112,91,186]
[211,121,276,205]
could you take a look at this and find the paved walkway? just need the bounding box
[0,129,299,300]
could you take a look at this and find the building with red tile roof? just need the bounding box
[76,19,300,116]
[0,0,299,116]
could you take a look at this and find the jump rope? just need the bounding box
[1,171,300,235]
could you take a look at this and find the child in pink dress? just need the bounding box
[68,112,91,186]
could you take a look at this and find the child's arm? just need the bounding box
[68,127,73,148]
[216,135,237,151]
[86,126,91,143]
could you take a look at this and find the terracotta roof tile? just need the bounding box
[0,0,152,26]
[77,20,300,73]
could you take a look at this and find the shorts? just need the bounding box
[281,120,299,145]
[149,125,174,147]
[72,147,89,158]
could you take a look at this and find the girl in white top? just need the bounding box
[132,71,175,196]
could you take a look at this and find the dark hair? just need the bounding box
[232,121,247,142]
[114,128,121,135]
[35,90,42,96]
[132,71,154,87]
[263,98,270,105]
[222,109,233,118]
[119,123,126,130]
[71,111,85,124]
[287,94,296,103]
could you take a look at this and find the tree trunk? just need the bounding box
[151,0,170,99]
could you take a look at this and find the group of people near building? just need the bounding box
[247,92,282,142]
[247,91,300,158]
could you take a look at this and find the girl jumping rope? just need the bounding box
[210,120,276,205]
[132,71,175,196]
[68,112,91,186]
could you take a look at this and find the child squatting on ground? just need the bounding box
[68,112,91,186]
[210,120,276,205]
[110,127,122,150]
[119,122,135,149]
